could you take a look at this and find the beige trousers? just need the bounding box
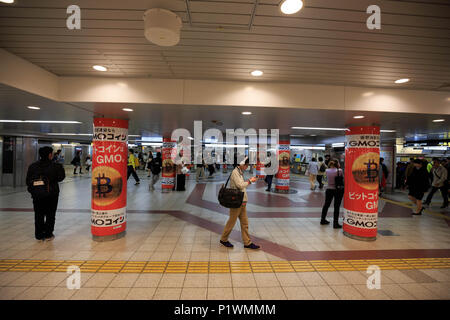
[220,205,251,246]
[309,174,317,189]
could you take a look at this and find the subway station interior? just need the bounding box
[0,0,449,303]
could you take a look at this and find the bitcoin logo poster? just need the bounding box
[161,139,176,191]
[343,126,380,240]
[91,118,128,237]
[275,141,290,192]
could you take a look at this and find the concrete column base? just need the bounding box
[92,231,126,242]
[343,231,377,241]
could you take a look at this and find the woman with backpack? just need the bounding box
[320,159,344,229]
[317,156,327,189]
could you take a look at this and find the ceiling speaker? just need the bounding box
[143,8,182,47]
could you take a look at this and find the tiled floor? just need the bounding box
[0,170,449,300]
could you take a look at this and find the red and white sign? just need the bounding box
[161,138,176,190]
[275,141,290,191]
[343,126,380,239]
[91,118,128,237]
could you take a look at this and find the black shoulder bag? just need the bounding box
[218,171,244,208]
[335,169,344,191]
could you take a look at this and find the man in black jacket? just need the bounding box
[26,146,65,241]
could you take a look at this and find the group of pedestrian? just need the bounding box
[307,156,331,190]
[68,151,92,175]
[405,157,448,215]
[126,149,163,190]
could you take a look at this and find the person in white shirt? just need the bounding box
[308,158,319,190]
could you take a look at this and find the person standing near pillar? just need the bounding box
[220,157,260,249]
[127,149,140,185]
[26,146,65,241]
[320,159,344,228]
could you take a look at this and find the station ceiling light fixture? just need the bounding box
[332,143,345,148]
[291,126,348,131]
[27,106,40,110]
[122,108,133,112]
[93,65,107,72]
[0,120,82,124]
[353,115,365,119]
[242,111,252,115]
[280,0,304,15]
[394,78,410,84]
[0,0,15,3]
[291,146,325,150]
[432,119,445,122]
[47,133,92,136]
[380,130,396,133]
[250,70,263,77]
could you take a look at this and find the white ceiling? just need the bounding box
[0,0,449,90]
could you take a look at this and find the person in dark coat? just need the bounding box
[71,151,82,174]
[264,158,274,192]
[26,146,65,241]
[407,159,430,215]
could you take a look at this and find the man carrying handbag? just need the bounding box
[219,157,260,249]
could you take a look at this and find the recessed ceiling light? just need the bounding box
[0,120,81,124]
[394,78,409,84]
[250,70,263,77]
[93,65,107,72]
[122,108,133,112]
[310,134,317,137]
[380,130,396,133]
[291,127,348,131]
[432,119,445,123]
[27,106,40,110]
[280,0,304,15]
[242,112,252,115]
[353,115,365,119]
[47,133,92,136]
[0,0,15,3]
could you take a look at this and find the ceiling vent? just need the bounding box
[143,8,182,46]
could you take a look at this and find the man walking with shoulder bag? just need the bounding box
[220,157,260,249]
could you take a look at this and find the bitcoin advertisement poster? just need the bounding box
[275,141,290,191]
[161,139,176,190]
[343,126,380,239]
[91,118,128,237]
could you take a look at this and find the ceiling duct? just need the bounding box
[143,8,182,46]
